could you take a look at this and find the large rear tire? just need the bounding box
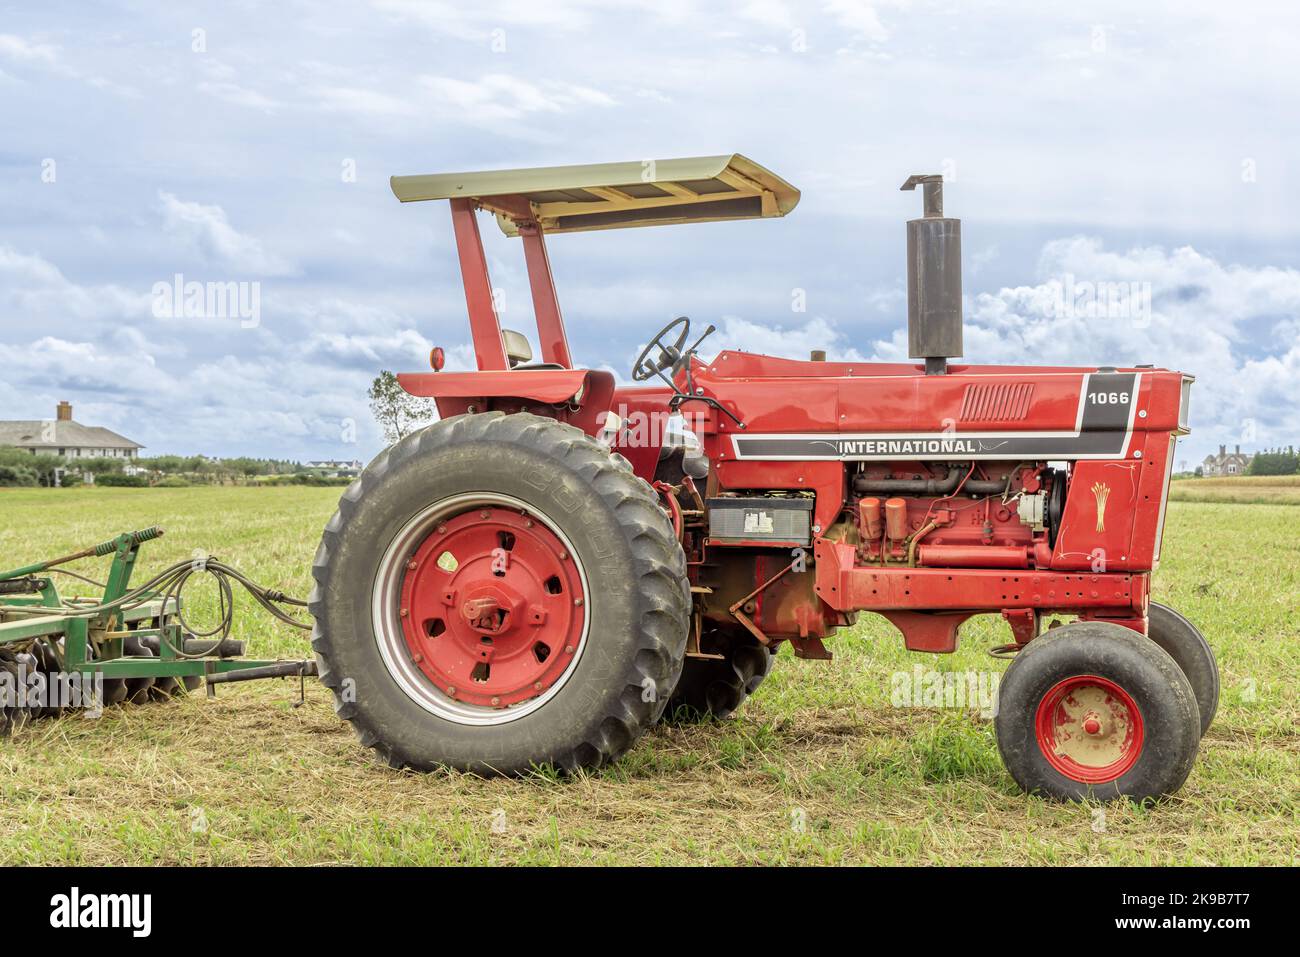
[995,621,1201,802]
[310,412,689,775]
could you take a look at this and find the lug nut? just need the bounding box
[574,597,583,606]
[565,645,574,654]
[400,608,408,617]
[490,696,501,706]
[533,681,543,690]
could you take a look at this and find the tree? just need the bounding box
[1249,447,1300,476]
[368,370,436,445]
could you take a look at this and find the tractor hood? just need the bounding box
[389,154,799,235]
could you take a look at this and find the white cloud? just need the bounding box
[157,192,296,276]
[709,315,867,362]
[0,33,59,64]
[369,0,694,38]
[0,245,149,321]
[304,329,432,367]
[418,74,616,121]
[0,32,136,96]
[823,0,903,41]
[737,1,797,31]
[198,80,282,112]
[313,85,414,117]
[0,244,65,284]
[305,73,616,124]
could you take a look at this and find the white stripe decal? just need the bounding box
[728,373,1143,462]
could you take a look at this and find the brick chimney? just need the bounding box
[56,400,73,422]
[1218,444,1225,457]
[1235,444,1241,455]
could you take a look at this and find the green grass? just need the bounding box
[0,486,1297,865]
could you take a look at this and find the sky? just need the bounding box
[0,0,1297,468]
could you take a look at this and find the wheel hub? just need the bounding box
[1034,675,1144,783]
[398,505,585,709]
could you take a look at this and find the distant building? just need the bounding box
[1202,444,1253,477]
[306,459,363,477]
[0,401,143,460]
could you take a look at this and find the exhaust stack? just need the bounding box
[901,174,963,375]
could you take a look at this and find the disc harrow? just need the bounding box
[0,526,315,731]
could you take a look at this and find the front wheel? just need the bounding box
[1147,602,1218,736]
[995,621,1201,802]
[310,412,689,775]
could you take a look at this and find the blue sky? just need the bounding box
[1,0,1297,467]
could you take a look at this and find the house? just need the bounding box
[306,459,363,477]
[1201,444,1253,477]
[0,401,144,460]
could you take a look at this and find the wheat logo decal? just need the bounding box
[1092,481,1111,532]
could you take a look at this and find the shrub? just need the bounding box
[0,464,38,487]
[94,473,149,488]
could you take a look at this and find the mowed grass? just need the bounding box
[0,486,1296,865]
[1171,474,1300,505]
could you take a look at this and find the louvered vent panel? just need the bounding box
[959,382,1035,422]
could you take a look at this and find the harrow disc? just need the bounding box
[0,651,29,735]
[122,634,158,703]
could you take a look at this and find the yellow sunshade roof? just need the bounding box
[389,154,799,235]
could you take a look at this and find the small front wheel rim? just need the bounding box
[1034,674,1144,783]
[372,492,590,726]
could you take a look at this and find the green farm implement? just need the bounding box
[0,526,315,730]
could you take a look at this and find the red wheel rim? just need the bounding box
[398,505,585,710]
[1034,675,1144,783]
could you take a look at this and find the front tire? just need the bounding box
[995,621,1201,802]
[1147,602,1218,736]
[310,412,689,775]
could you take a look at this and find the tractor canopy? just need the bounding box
[389,154,800,235]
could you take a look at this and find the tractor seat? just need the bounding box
[503,328,566,371]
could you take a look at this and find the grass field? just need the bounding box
[1170,474,1300,505]
[0,486,1296,865]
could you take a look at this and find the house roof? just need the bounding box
[0,419,143,451]
[390,153,800,236]
[1203,451,1252,462]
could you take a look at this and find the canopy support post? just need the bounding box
[518,222,573,368]
[449,197,508,371]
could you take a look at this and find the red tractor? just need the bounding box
[310,156,1216,802]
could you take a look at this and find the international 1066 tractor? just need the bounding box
[309,156,1217,802]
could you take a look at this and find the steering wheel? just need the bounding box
[632,316,692,382]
